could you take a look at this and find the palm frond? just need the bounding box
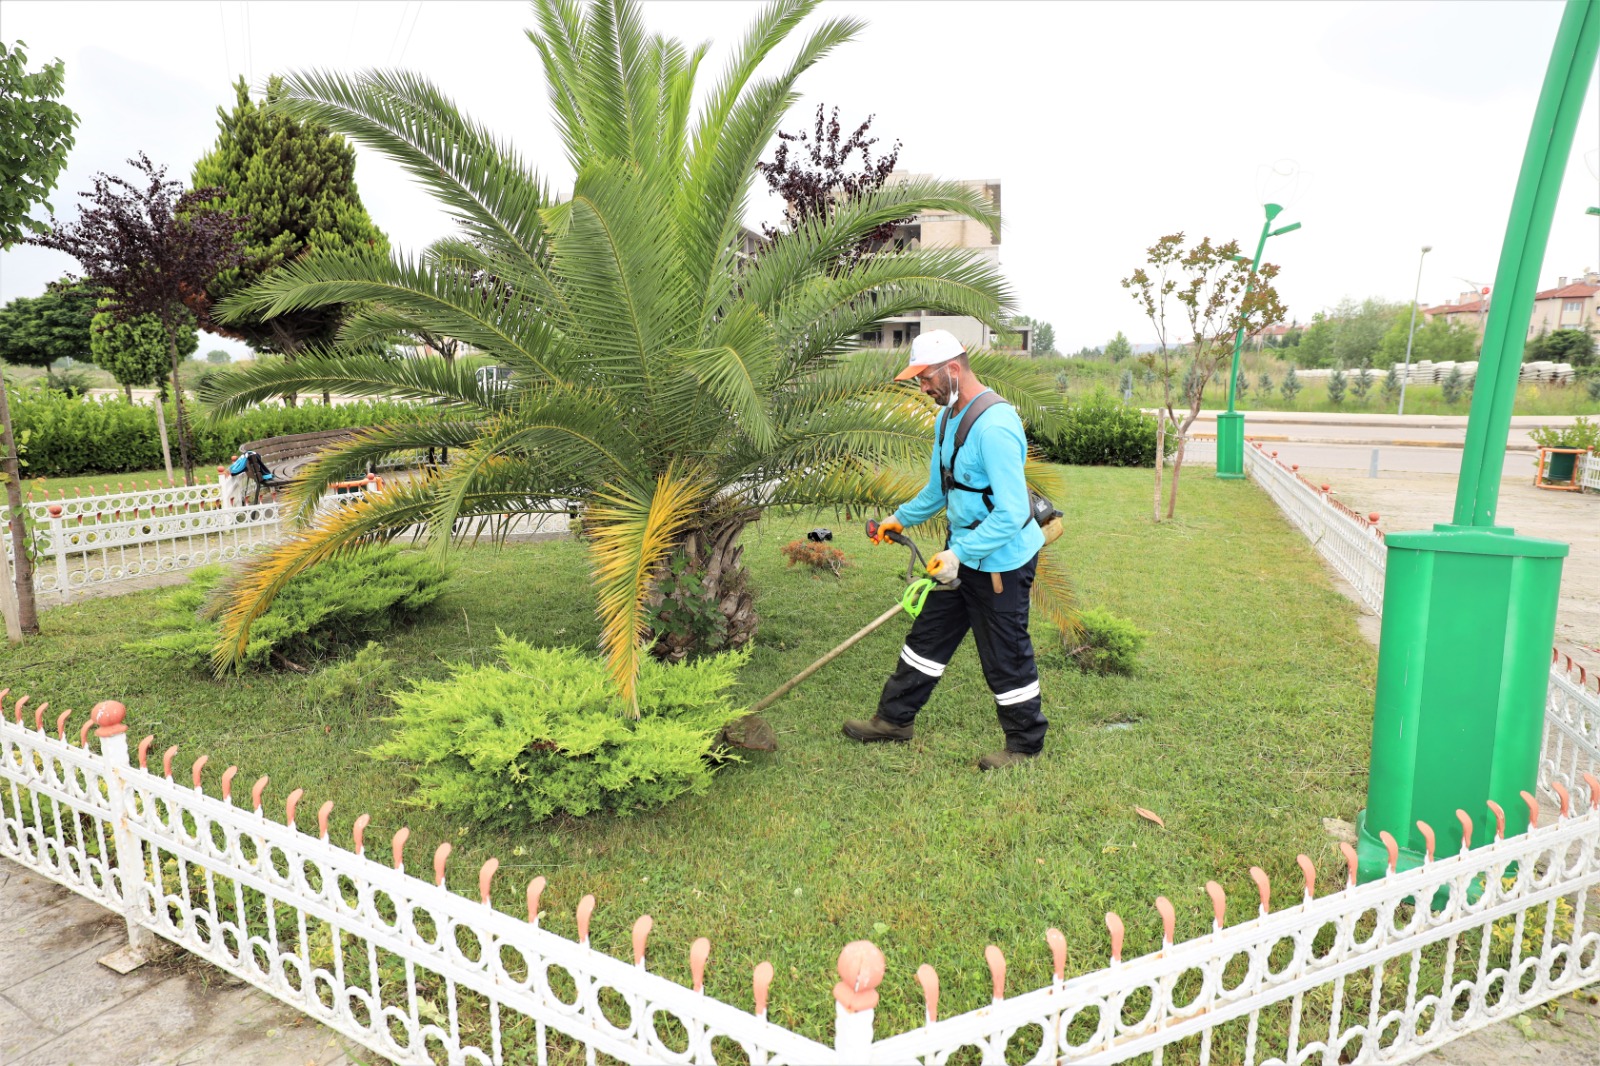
[270,68,556,274]
[211,479,443,675]
[1030,544,1081,642]
[197,350,510,418]
[210,250,563,383]
[966,353,1069,436]
[585,468,709,714]
[740,179,1004,314]
[280,418,487,524]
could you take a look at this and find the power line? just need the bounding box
[344,0,361,66]
[243,0,255,88]
[397,1,424,66]
[386,1,412,66]
[218,1,232,82]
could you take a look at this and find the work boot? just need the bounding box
[842,716,914,743]
[977,749,1037,771]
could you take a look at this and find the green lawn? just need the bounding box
[3,467,1381,1047]
[19,467,186,500]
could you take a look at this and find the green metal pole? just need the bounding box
[1454,0,1600,528]
[1217,204,1297,479]
[1357,0,1596,888]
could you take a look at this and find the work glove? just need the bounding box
[927,549,960,584]
[870,516,903,545]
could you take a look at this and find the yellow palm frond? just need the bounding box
[1027,455,1079,640]
[585,467,710,715]
[210,481,437,676]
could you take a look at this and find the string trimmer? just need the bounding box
[730,522,957,736]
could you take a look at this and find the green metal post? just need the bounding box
[1217,203,1297,479]
[1357,0,1597,885]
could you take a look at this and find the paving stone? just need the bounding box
[0,890,122,990]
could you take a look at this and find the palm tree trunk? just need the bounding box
[648,511,760,662]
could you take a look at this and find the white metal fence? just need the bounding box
[1242,445,1388,615]
[2,685,1596,1066]
[1578,452,1600,493]
[2,480,284,601]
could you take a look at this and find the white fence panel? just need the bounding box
[1578,452,1600,493]
[1243,445,1387,615]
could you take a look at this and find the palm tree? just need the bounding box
[203,0,1074,710]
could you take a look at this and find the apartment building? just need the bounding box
[1422,270,1600,338]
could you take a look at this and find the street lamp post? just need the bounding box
[1356,0,1595,887]
[1216,204,1301,479]
[1396,245,1432,416]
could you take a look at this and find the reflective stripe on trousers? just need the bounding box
[876,553,1047,754]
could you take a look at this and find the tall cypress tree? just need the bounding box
[191,77,388,398]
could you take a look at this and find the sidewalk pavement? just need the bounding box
[1,858,368,1066]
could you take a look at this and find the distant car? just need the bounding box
[476,366,513,391]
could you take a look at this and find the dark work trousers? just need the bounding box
[876,553,1046,753]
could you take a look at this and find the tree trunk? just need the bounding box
[123,383,133,403]
[166,325,194,486]
[153,386,174,484]
[0,380,40,636]
[1166,434,1187,520]
[1152,417,1165,524]
[647,510,760,663]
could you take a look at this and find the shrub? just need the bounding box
[1529,416,1598,451]
[1063,608,1150,676]
[1380,366,1400,404]
[781,539,847,576]
[646,552,728,657]
[1441,366,1465,405]
[1033,387,1163,467]
[1326,368,1347,406]
[8,390,428,477]
[1280,366,1301,402]
[372,635,748,828]
[127,547,448,673]
[305,640,399,718]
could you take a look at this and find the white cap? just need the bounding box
[894,329,966,381]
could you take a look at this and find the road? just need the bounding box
[1178,410,1587,476]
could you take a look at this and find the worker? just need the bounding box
[842,329,1047,770]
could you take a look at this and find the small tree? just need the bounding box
[1280,365,1302,403]
[756,103,903,268]
[191,77,388,405]
[1118,366,1133,399]
[0,40,80,638]
[1258,370,1273,393]
[1235,368,1250,400]
[92,303,193,396]
[30,154,243,485]
[1327,366,1348,406]
[0,280,98,368]
[1124,233,1285,520]
[1351,361,1374,404]
[1380,365,1400,405]
[205,348,230,364]
[1441,365,1466,405]
[1105,331,1134,362]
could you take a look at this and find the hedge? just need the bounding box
[1031,387,1166,467]
[9,389,428,477]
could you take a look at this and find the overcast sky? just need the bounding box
[3,0,1598,355]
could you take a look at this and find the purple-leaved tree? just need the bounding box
[31,153,243,485]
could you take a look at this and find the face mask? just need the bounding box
[943,365,960,408]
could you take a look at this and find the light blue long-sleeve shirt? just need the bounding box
[892,389,1045,572]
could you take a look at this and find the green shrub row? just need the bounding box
[9,389,427,477]
[1032,387,1166,467]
